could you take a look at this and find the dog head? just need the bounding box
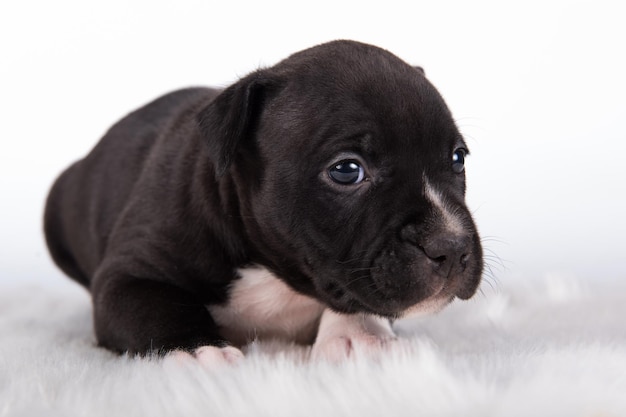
[198,40,483,318]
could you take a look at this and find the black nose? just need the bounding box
[419,234,471,277]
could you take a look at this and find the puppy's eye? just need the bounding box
[328,160,365,185]
[452,148,467,174]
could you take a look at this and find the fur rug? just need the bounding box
[1,276,625,417]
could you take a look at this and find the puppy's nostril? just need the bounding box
[418,245,447,265]
[419,237,470,275]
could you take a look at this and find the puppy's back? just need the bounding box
[44,87,216,287]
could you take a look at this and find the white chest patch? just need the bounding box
[207,266,325,346]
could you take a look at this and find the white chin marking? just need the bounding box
[207,266,325,345]
[423,176,466,236]
[400,296,453,319]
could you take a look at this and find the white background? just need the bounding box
[1,0,624,287]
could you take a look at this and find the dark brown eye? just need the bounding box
[452,149,467,174]
[329,160,365,184]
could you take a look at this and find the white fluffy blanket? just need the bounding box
[2,277,625,417]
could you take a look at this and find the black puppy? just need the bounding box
[44,40,482,363]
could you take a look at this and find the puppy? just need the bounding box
[44,40,483,363]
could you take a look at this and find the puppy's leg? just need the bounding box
[311,309,397,362]
[92,273,231,358]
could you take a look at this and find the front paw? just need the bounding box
[311,331,396,362]
[310,310,397,362]
[167,345,244,367]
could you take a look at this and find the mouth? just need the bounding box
[315,242,482,317]
[317,270,443,317]
[306,216,483,317]
[319,277,457,319]
[399,292,455,319]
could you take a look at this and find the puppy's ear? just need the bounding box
[197,71,274,176]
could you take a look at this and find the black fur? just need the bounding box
[44,40,483,354]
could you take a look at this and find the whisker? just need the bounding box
[343,273,374,287]
[480,235,509,245]
[346,266,375,273]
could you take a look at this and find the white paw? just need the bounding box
[311,331,397,362]
[310,310,397,362]
[195,345,245,366]
[167,345,244,367]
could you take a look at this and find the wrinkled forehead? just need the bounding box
[279,75,459,148]
[257,59,464,176]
